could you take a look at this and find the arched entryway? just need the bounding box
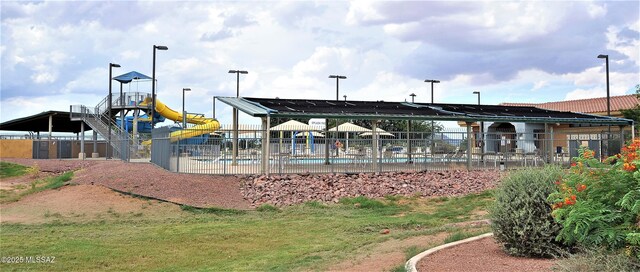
[486,122,516,153]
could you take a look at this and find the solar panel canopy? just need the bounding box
[216,97,632,126]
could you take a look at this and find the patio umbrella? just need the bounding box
[294,131,325,137]
[327,122,371,153]
[327,122,371,132]
[359,128,395,137]
[270,120,319,155]
[270,120,316,131]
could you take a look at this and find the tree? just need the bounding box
[620,84,640,138]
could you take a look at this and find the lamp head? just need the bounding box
[424,79,440,83]
[110,63,121,68]
[155,45,168,50]
[473,91,480,95]
[597,54,608,59]
[229,70,248,74]
[183,88,191,92]
[329,75,347,79]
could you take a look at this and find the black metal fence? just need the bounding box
[147,124,629,175]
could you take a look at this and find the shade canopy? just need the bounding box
[359,128,394,137]
[294,131,325,137]
[113,71,152,84]
[270,120,317,131]
[328,122,371,132]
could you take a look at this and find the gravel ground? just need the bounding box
[417,236,555,271]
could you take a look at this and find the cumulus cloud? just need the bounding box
[1,1,638,126]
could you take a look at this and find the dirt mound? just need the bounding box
[72,161,251,209]
[1,184,182,224]
[1,158,102,174]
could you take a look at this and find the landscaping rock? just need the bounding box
[240,170,500,207]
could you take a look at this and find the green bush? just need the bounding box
[491,166,571,258]
[549,143,640,259]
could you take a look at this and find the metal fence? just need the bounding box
[148,124,629,175]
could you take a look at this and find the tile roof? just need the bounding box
[501,94,639,114]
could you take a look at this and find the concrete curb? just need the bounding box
[405,232,494,272]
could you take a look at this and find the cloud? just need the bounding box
[347,1,639,82]
[201,29,234,42]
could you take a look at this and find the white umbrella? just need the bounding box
[359,128,395,137]
[328,122,371,132]
[270,120,317,131]
[294,131,325,137]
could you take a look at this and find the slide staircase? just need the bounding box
[70,94,138,159]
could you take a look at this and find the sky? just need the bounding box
[1,0,639,129]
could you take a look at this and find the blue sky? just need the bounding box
[1,1,639,127]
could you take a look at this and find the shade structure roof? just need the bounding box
[113,71,152,84]
[360,128,394,137]
[294,131,325,137]
[0,111,90,133]
[328,122,371,132]
[270,120,317,131]
[216,97,633,126]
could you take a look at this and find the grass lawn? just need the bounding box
[0,161,31,178]
[1,165,494,271]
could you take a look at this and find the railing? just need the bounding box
[149,125,628,175]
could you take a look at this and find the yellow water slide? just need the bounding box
[139,97,220,145]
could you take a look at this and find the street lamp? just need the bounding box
[424,79,440,103]
[108,62,121,159]
[151,45,168,129]
[329,75,347,100]
[182,88,191,128]
[228,70,248,166]
[328,75,347,159]
[408,93,417,163]
[425,79,440,156]
[598,54,612,156]
[597,54,610,117]
[473,91,484,158]
[343,95,347,101]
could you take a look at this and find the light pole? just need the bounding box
[151,45,168,129]
[597,54,610,117]
[182,88,191,128]
[424,79,440,103]
[473,91,483,160]
[328,75,347,159]
[229,70,248,165]
[408,93,417,163]
[108,62,121,159]
[329,75,347,100]
[598,54,611,157]
[212,96,216,119]
[425,79,440,156]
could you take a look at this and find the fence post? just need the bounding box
[466,122,472,170]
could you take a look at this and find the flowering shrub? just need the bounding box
[549,140,640,259]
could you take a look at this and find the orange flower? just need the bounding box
[623,163,637,172]
[576,184,587,192]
